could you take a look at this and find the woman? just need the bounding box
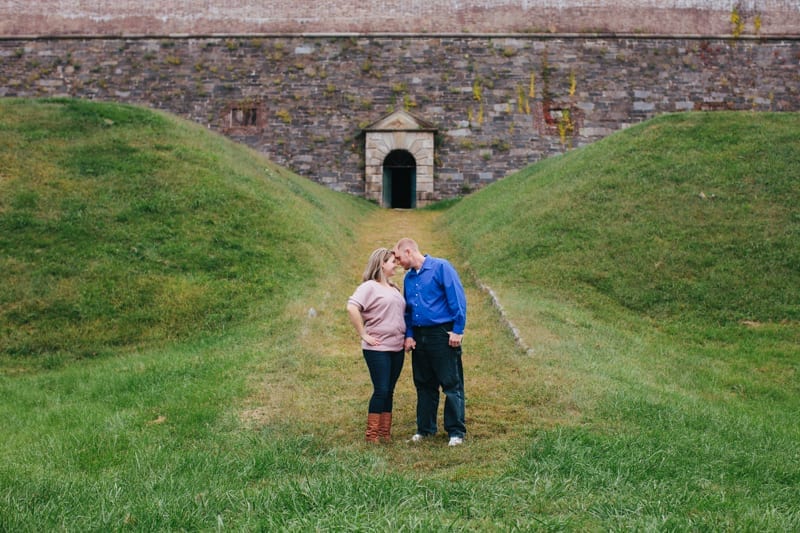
[347,248,406,443]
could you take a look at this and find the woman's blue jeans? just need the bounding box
[363,349,405,414]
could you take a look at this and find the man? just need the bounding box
[393,237,467,447]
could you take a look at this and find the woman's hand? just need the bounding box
[347,303,381,346]
[361,333,380,347]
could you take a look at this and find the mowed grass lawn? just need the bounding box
[1,99,799,530]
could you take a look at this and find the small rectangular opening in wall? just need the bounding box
[222,100,265,134]
[230,106,258,127]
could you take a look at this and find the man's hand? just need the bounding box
[448,332,463,347]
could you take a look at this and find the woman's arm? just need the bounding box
[346,303,380,346]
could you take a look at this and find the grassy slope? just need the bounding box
[443,112,800,529]
[444,112,799,372]
[0,98,371,368]
[446,112,799,328]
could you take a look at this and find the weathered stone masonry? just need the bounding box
[1,35,799,204]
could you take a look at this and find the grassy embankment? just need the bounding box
[1,99,798,530]
[443,111,800,529]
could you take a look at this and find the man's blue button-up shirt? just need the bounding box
[402,255,467,336]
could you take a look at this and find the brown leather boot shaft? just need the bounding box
[365,413,381,443]
[379,412,392,443]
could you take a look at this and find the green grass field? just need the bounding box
[1,98,798,530]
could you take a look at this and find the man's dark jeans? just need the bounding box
[411,323,466,438]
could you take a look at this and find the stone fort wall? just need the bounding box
[2,35,797,202]
[1,2,799,202]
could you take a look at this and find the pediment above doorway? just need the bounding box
[363,110,437,133]
[363,111,437,208]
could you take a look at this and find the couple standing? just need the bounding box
[346,238,468,447]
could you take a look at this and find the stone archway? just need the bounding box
[363,110,436,208]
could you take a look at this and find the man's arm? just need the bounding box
[441,262,467,335]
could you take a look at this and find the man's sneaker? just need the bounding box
[448,436,464,447]
[410,433,425,443]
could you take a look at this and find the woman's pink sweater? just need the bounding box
[348,280,406,351]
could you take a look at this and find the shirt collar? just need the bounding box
[415,255,428,274]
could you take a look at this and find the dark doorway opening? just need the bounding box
[382,150,416,208]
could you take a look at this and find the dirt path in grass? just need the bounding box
[245,208,559,476]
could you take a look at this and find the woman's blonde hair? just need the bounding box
[362,247,396,284]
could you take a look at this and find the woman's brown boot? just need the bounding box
[365,413,381,443]
[379,412,393,443]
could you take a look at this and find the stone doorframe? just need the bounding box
[363,110,436,208]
